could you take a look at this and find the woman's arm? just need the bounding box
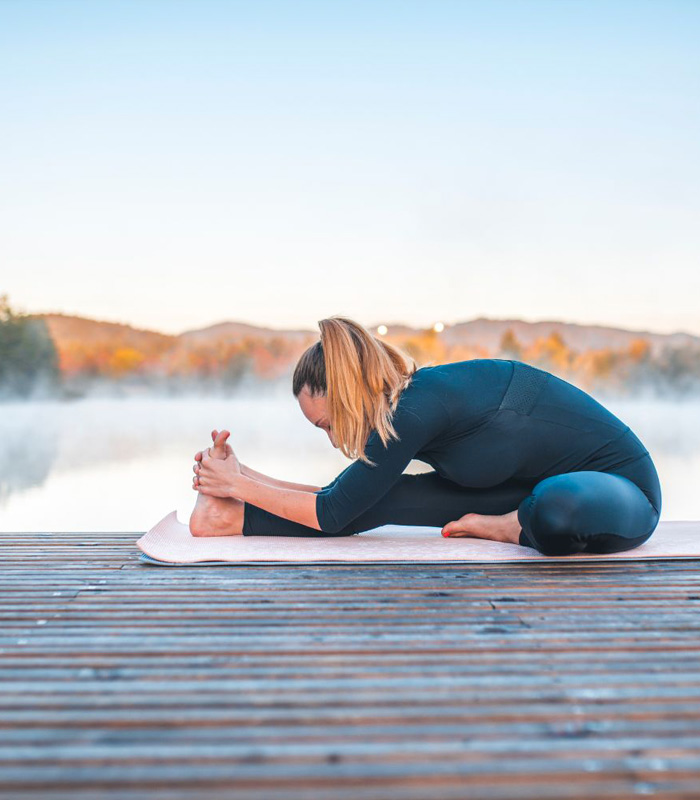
[196,457,322,530]
[194,443,322,493]
[197,383,449,535]
[232,475,321,530]
[239,463,322,493]
[313,386,451,533]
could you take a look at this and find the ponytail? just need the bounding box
[292,316,418,464]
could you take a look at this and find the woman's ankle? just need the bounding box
[190,496,244,537]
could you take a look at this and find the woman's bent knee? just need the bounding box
[517,472,658,556]
[518,477,589,555]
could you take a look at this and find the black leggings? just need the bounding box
[243,453,662,557]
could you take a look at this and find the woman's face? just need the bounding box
[297,386,338,448]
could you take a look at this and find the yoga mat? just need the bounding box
[136,510,700,566]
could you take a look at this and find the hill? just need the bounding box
[439,318,699,355]
[42,313,175,352]
[36,311,700,363]
[26,311,700,396]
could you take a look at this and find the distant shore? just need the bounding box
[3,296,700,400]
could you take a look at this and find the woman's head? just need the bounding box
[293,316,418,464]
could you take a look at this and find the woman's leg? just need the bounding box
[243,471,532,537]
[517,471,660,556]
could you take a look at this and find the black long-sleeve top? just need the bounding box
[241,359,649,537]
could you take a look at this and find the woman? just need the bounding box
[190,316,661,556]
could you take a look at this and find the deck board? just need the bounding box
[1,532,700,799]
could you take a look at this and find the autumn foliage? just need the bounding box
[2,294,700,399]
[37,320,700,397]
[390,326,699,396]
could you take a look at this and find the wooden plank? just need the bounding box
[1,532,700,798]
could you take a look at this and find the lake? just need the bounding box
[1,390,698,531]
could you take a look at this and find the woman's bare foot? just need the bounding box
[441,510,521,544]
[189,430,244,537]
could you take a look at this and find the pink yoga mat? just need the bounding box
[136,510,700,565]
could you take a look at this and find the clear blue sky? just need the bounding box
[1,0,698,335]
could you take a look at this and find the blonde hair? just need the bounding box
[292,316,418,464]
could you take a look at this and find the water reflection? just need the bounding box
[1,391,698,531]
[0,407,58,501]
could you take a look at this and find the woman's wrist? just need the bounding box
[229,472,250,500]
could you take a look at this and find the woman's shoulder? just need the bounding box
[408,358,515,388]
[401,359,517,416]
[389,364,454,418]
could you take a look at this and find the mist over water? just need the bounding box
[0,387,342,532]
[1,390,698,531]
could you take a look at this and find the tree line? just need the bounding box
[398,327,700,396]
[0,294,60,399]
[1,294,699,399]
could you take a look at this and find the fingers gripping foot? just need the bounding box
[193,429,232,490]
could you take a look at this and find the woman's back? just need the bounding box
[401,359,648,488]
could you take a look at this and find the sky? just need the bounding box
[1,0,699,336]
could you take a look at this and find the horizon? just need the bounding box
[2,0,699,337]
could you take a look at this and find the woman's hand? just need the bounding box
[192,429,243,497]
[194,450,242,497]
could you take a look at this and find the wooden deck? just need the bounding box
[2,533,700,799]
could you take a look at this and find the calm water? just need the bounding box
[1,390,699,531]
